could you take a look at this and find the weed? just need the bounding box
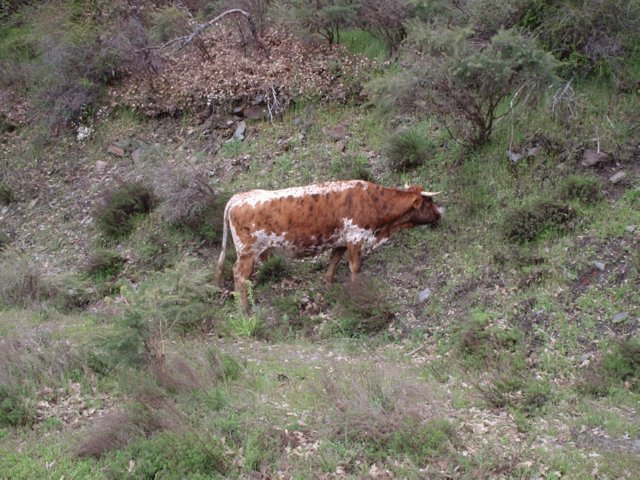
[94,181,156,241]
[503,199,576,243]
[385,127,433,171]
[205,347,243,382]
[557,175,603,203]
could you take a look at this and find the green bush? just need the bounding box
[94,182,156,241]
[369,26,559,147]
[0,385,33,427]
[557,175,603,203]
[84,248,126,280]
[256,255,290,285]
[385,127,433,171]
[279,0,358,47]
[503,199,575,243]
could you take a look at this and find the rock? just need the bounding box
[107,144,125,157]
[131,148,144,164]
[626,225,637,233]
[330,123,348,140]
[581,149,612,167]
[29,198,38,209]
[609,171,627,184]
[243,105,267,120]
[612,312,629,324]
[232,121,246,141]
[507,150,522,163]
[591,261,605,271]
[416,288,432,304]
[527,146,541,157]
[95,160,108,174]
[335,139,347,152]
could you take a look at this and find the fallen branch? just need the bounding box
[144,9,270,57]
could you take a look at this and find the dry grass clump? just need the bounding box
[0,248,58,308]
[76,381,176,458]
[317,365,458,466]
[503,199,575,243]
[156,166,217,227]
[329,279,396,336]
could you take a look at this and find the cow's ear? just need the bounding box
[412,196,422,209]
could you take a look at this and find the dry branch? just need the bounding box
[148,9,270,57]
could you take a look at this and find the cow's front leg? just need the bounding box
[233,255,255,313]
[325,247,346,286]
[346,243,362,283]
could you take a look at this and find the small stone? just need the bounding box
[508,150,522,163]
[131,148,144,164]
[243,105,267,120]
[591,261,605,271]
[527,146,541,157]
[612,312,629,324]
[609,171,627,184]
[232,121,246,141]
[335,139,347,152]
[581,149,612,167]
[626,225,637,233]
[107,144,125,157]
[330,123,348,140]
[417,288,432,304]
[95,160,108,174]
[29,198,38,209]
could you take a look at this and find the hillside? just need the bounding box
[1,1,640,479]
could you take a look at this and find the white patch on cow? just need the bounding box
[250,229,292,254]
[335,218,381,252]
[437,206,445,216]
[228,180,369,209]
[229,220,246,255]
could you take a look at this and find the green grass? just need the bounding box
[340,29,387,59]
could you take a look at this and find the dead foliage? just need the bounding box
[330,279,396,336]
[114,27,372,117]
[503,199,575,243]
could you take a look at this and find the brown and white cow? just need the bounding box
[215,180,443,311]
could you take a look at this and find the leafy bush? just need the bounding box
[369,26,559,147]
[94,182,156,241]
[557,175,603,203]
[385,127,433,171]
[84,248,126,280]
[502,199,575,243]
[96,261,220,368]
[524,0,640,80]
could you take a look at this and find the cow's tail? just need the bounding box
[215,200,232,287]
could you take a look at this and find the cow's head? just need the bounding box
[406,185,443,226]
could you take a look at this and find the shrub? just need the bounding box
[385,127,433,171]
[577,339,640,395]
[84,248,126,280]
[329,154,375,181]
[278,0,358,47]
[94,182,156,241]
[0,181,14,205]
[369,26,559,147]
[356,0,412,56]
[0,385,33,427]
[524,0,640,80]
[327,279,395,337]
[0,248,56,307]
[557,175,603,203]
[503,199,575,243]
[256,255,290,285]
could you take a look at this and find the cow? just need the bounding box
[215,180,443,312]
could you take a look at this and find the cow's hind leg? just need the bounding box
[233,255,255,313]
[346,243,362,283]
[325,247,346,286]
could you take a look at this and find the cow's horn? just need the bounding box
[421,191,441,196]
